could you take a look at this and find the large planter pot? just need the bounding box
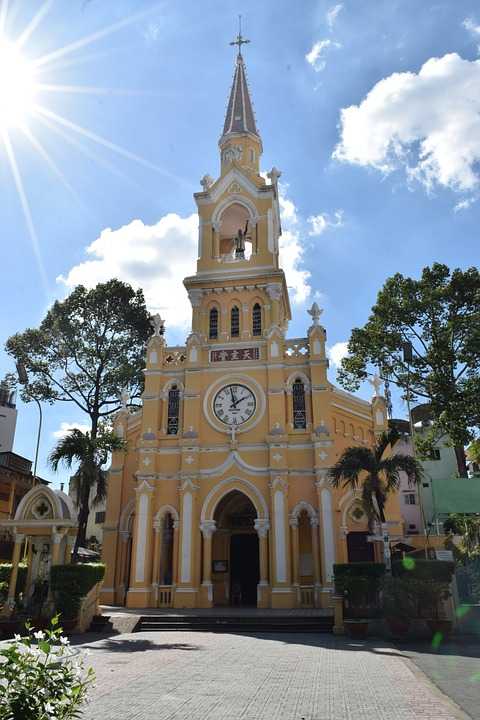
[344,619,369,639]
[426,619,453,640]
[386,616,411,640]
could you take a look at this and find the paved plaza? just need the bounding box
[77,630,469,720]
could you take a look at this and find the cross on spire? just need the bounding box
[230,15,250,55]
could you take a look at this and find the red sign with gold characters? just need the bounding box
[211,347,260,362]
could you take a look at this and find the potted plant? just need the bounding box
[382,576,414,639]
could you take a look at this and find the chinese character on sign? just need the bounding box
[211,347,259,362]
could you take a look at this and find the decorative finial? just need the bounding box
[150,313,165,337]
[267,167,282,187]
[230,15,250,56]
[307,302,323,326]
[369,373,384,398]
[200,174,214,192]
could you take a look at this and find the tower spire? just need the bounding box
[221,18,259,141]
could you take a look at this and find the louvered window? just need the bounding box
[167,385,180,435]
[292,379,307,430]
[231,306,240,337]
[252,303,262,336]
[209,308,218,339]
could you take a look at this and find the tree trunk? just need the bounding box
[72,479,90,563]
[454,445,468,478]
[72,412,99,562]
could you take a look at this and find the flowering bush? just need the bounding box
[0,615,94,719]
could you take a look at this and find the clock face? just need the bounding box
[213,384,256,426]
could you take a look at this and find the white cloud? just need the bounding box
[53,421,90,440]
[326,3,343,30]
[278,184,311,305]
[58,185,312,328]
[305,39,340,73]
[333,53,480,193]
[463,17,480,37]
[308,210,344,236]
[454,196,476,212]
[57,213,198,331]
[327,341,349,368]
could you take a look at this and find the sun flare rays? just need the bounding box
[0,1,175,298]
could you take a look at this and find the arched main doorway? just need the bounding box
[211,490,259,606]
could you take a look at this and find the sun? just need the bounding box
[0,39,37,128]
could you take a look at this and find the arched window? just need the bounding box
[252,303,262,336]
[167,385,180,435]
[231,306,240,337]
[292,378,307,430]
[209,307,218,339]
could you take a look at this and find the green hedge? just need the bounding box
[50,563,105,621]
[392,559,455,582]
[0,563,27,600]
[334,563,386,580]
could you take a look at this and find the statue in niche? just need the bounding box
[234,220,249,259]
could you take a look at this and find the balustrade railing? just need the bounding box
[284,338,310,360]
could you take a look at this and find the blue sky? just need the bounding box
[1,0,479,487]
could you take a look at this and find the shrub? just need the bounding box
[392,559,455,582]
[50,563,105,621]
[0,564,27,605]
[0,615,94,719]
[334,563,386,618]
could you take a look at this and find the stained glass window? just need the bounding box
[292,378,307,430]
[209,307,218,339]
[252,303,262,336]
[231,306,240,337]
[167,385,180,435]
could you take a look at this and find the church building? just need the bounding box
[101,37,403,610]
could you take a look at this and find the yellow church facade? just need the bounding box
[101,43,403,610]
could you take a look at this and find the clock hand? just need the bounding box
[230,394,251,408]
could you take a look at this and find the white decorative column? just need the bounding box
[1,533,24,616]
[126,479,154,608]
[289,517,300,605]
[269,476,294,608]
[254,518,270,608]
[175,479,199,608]
[200,520,216,607]
[310,517,322,606]
[152,518,163,606]
[315,472,336,589]
[51,530,63,566]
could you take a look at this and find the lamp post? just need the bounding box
[16,362,42,487]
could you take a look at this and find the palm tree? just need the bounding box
[49,427,124,561]
[330,427,423,526]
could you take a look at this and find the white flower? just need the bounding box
[60,636,70,645]
[34,630,45,640]
[13,633,21,641]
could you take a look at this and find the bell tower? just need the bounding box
[184,29,290,341]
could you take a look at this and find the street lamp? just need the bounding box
[16,361,42,487]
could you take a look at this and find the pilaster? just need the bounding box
[174,477,200,608]
[268,475,295,608]
[126,479,154,608]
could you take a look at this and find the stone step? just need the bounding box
[136,615,334,634]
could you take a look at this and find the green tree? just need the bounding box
[338,264,480,477]
[443,513,480,562]
[6,280,151,553]
[6,280,152,437]
[467,439,480,467]
[330,428,423,524]
[49,428,124,560]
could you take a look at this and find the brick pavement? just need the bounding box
[78,631,469,720]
